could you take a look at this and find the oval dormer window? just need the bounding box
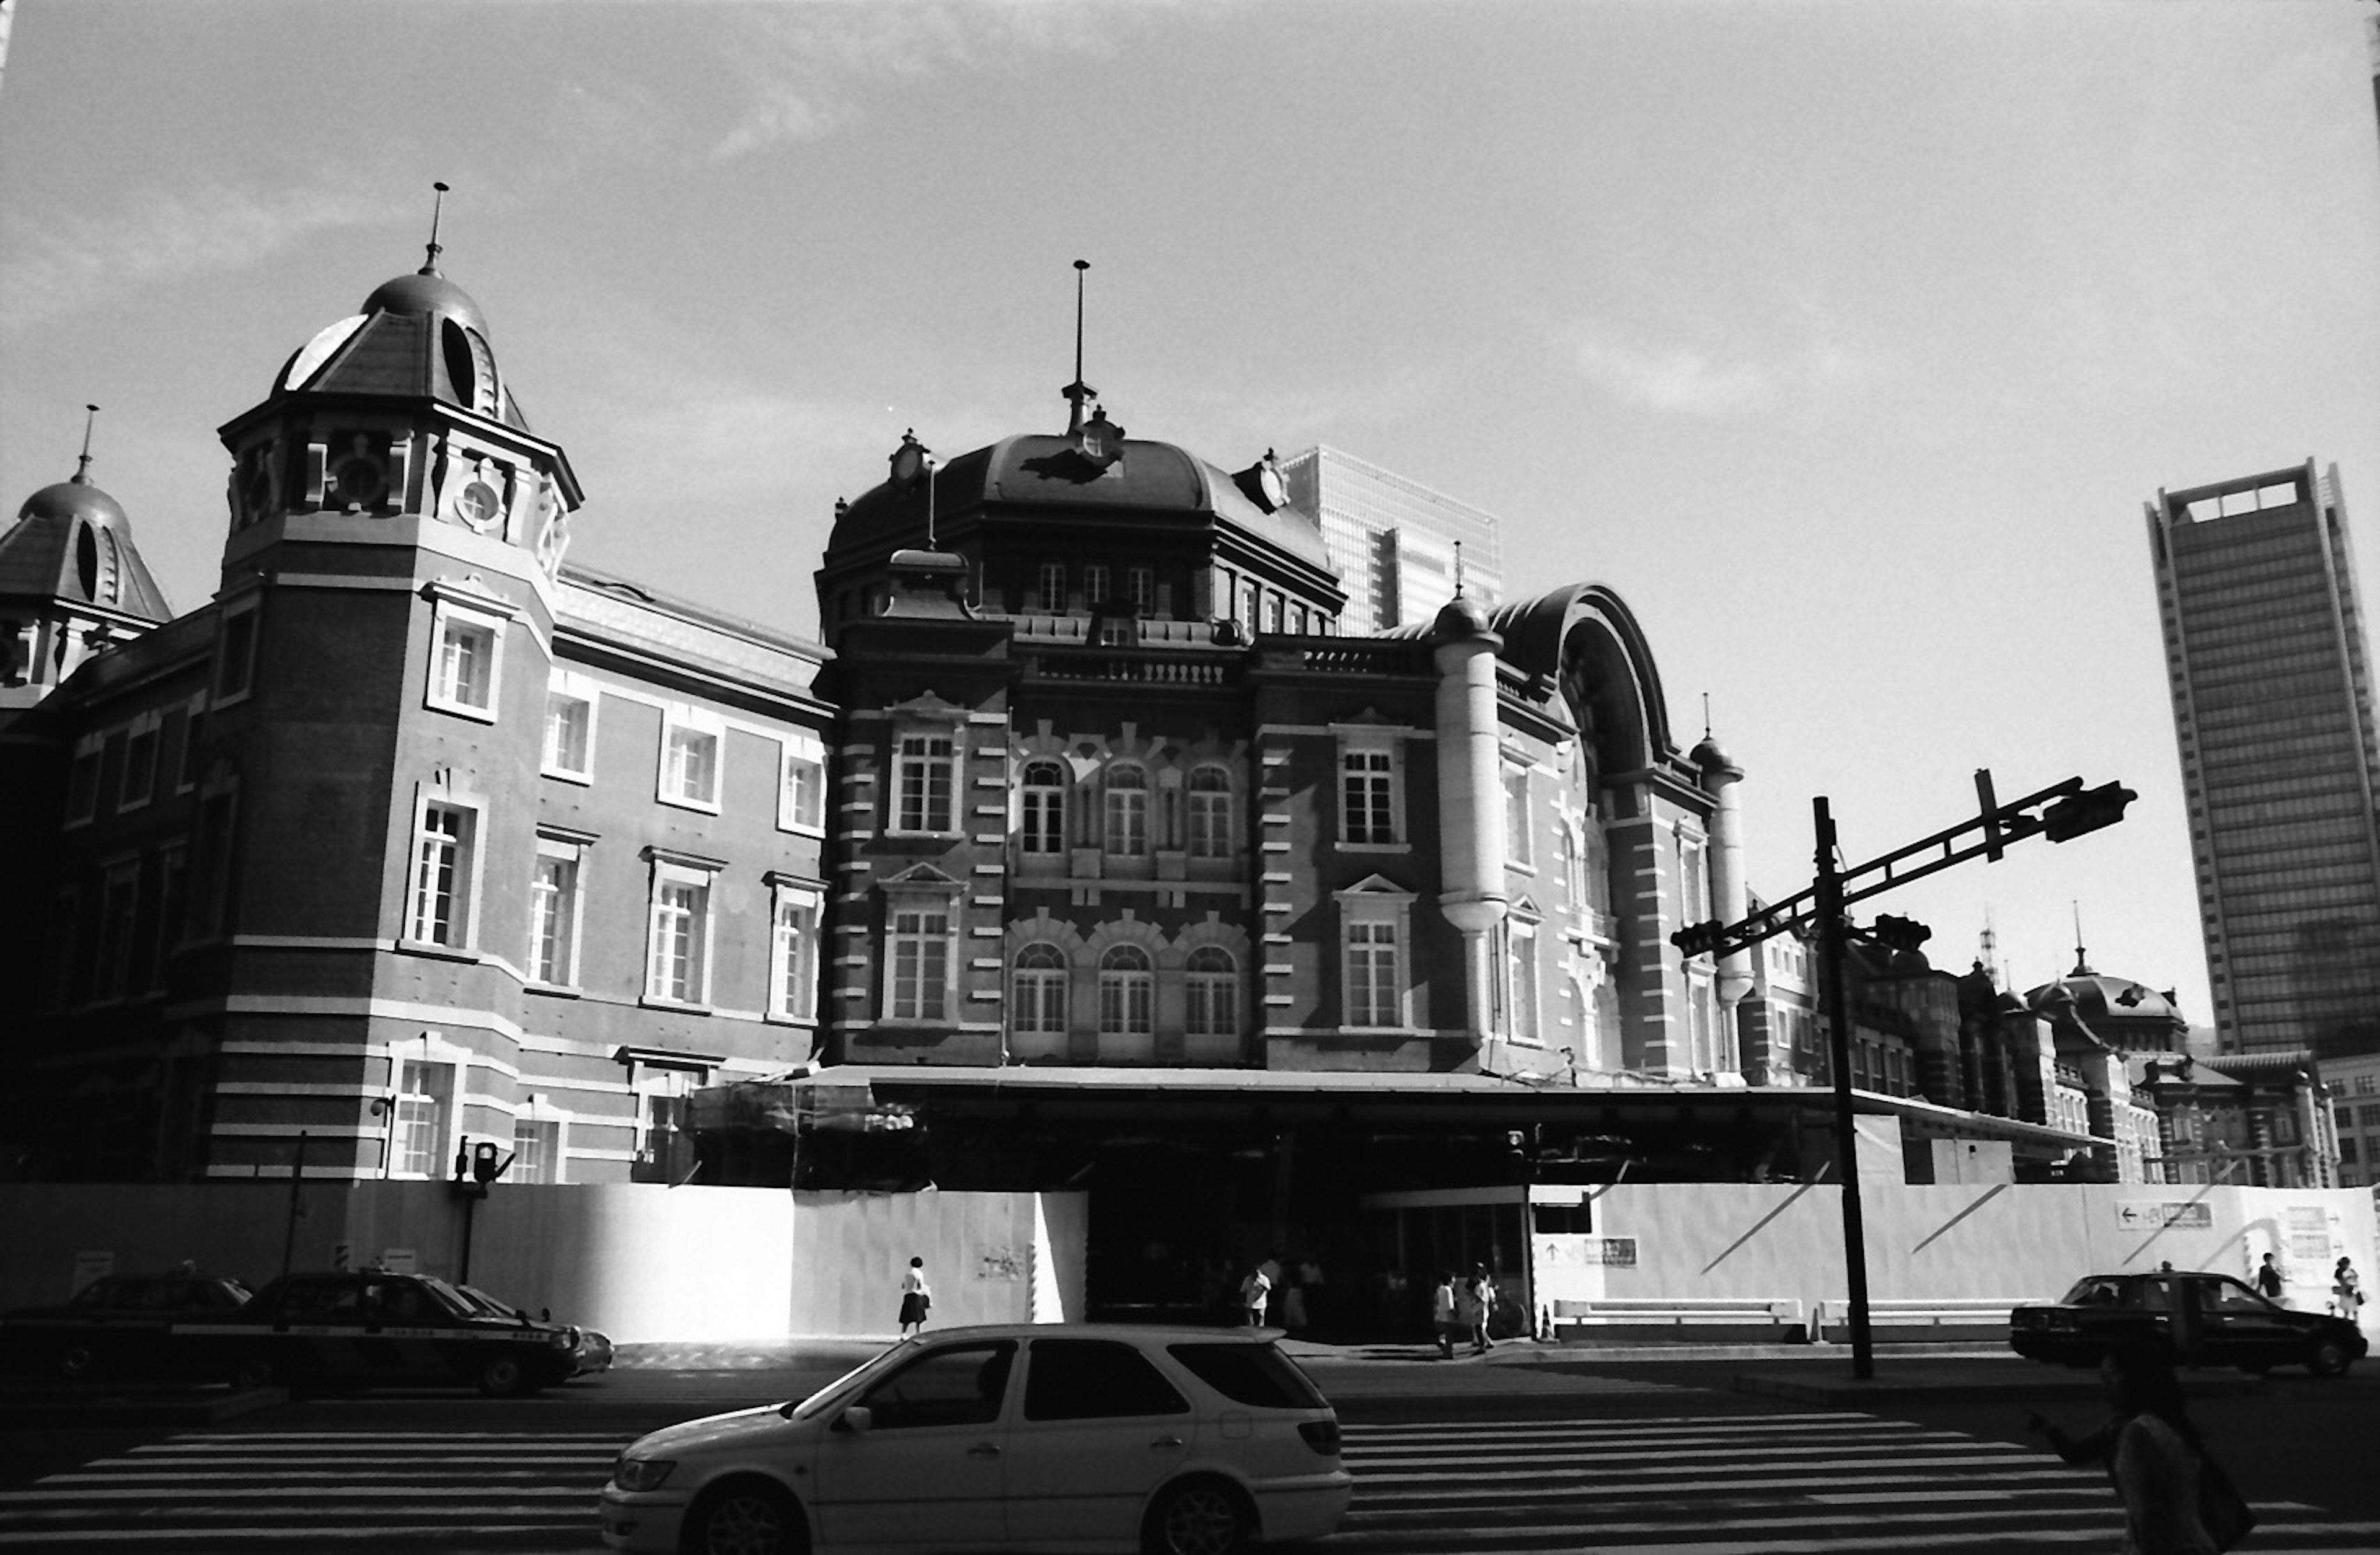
[439,318,498,414]
[76,524,99,599]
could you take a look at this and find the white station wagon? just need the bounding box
[599,1323,1352,1555]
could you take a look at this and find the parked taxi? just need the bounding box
[600,1323,1352,1555]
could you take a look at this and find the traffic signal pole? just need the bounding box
[1814,799,1877,1378]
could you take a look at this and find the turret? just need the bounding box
[1432,594,1506,1041]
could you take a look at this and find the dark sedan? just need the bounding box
[180,1271,581,1395]
[2010,1270,2366,1377]
[1,1272,253,1378]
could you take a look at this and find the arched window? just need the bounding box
[1186,765,1232,858]
[1185,946,1238,1038]
[1021,760,1067,855]
[1013,942,1068,1034]
[1098,944,1153,1035]
[1104,764,1148,856]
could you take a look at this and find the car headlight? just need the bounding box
[613,1456,676,1492]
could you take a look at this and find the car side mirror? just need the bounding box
[837,1406,874,1435]
[540,1308,551,1323]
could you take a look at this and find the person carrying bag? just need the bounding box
[2025,1340,2254,1555]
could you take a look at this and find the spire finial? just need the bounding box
[1453,539,1466,599]
[2071,899,2089,976]
[1062,259,1095,436]
[923,448,940,550]
[421,181,451,276]
[1701,692,1712,741]
[72,403,99,485]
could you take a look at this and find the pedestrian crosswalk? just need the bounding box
[1329,1412,2380,1552]
[0,1411,2372,1551]
[0,1429,620,1548]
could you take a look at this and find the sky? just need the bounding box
[4,0,2378,1030]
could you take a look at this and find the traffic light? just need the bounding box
[1869,915,1932,953]
[1671,919,1726,958]
[470,1140,510,1184]
[2043,782,2136,843]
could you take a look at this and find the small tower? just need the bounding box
[0,407,174,708]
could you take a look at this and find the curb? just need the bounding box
[0,1385,286,1427]
[1732,1365,2271,1406]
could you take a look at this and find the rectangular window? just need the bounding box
[1127,566,1155,613]
[393,1060,454,1178]
[778,745,826,832]
[191,789,238,936]
[894,735,956,833]
[64,736,102,825]
[528,845,581,986]
[772,890,819,1021]
[1341,748,1398,844]
[659,709,723,811]
[176,694,206,793]
[1510,923,1540,1042]
[95,866,139,1001]
[407,801,475,946]
[542,677,596,782]
[1504,769,1532,866]
[889,907,952,1021]
[1346,917,1401,1028]
[430,610,500,717]
[1241,583,1261,638]
[1038,562,1065,609]
[511,1118,562,1184]
[214,600,259,706]
[1084,565,1111,604]
[152,847,187,988]
[1021,764,1067,855]
[120,714,161,812]
[646,870,713,1005]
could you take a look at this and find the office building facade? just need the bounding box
[2148,460,2380,1059]
[1277,446,1504,636]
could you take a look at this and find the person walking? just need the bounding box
[897,1256,932,1337]
[2253,1253,2284,1301]
[1239,1261,1272,1328]
[1431,1271,1458,1360]
[2024,1340,2237,1555]
[2335,1257,2365,1323]
[1466,1263,1497,1354]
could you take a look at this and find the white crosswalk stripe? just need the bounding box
[0,1429,622,1548]
[1327,1414,2379,1552]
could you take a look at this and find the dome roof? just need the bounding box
[2024,969,2185,1033]
[359,268,490,335]
[0,472,173,622]
[1690,734,1739,774]
[258,263,530,433]
[828,433,1332,571]
[1430,594,1496,643]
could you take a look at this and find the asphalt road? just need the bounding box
[0,1350,2371,1551]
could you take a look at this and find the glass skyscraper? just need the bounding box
[2148,460,2380,1059]
[1277,446,1503,636]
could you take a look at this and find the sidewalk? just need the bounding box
[0,1379,284,1428]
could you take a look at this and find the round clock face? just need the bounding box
[457,480,502,531]
[890,446,924,485]
[1258,465,1287,509]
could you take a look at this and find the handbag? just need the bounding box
[2197,1445,2256,1553]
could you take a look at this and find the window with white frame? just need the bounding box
[1186,765,1232,858]
[175,694,206,793]
[1038,561,1065,609]
[1241,582,1261,638]
[659,707,723,812]
[1084,564,1111,604]
[1185,946,1238,1038]
[392,1060,455,1178]
[63,734,102,825]
[1504,768,1533,866]
[1098,944,1155,1036]
[428,602,503,720]
[1341,746,1398,845]
[1127,566,1155,613]
[1013,942,1068,1034]
[886,904,954,1021]
[892,734,956,834]
[770,884,820,1022]
[1021,760,1068,855]
[543,674,597,782]
[511,1116,562,1184]
[1509,920,1541,1043]
[1679,832,1708,923]
[120,712,161,812]
[1344,914,1403,1028]
[1266,594,1285,634]
[645,860,716,1005]
[213,597,260,706]
[778,741,826,832]
[1104,763,1148,855]
[407,799,478,947]
[527,840,583,987]
[1562,827,1589,909]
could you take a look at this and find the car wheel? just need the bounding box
[229,1352,277,1390]
[477,1355,527,1396]
[55,1344,96,1379]
[1144,1478,1252,1555]
[2306,1337,2351,1378]
[683,1479,806,1555]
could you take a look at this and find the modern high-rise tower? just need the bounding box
[2148,459,2380,1059]
[1277,446,1503,635]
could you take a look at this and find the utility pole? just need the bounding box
[280,1131,309,1278]
[1814,799,1876,1377]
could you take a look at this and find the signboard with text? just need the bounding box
[2115,1200,2211,1231]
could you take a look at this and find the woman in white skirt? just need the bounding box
[899,1256,932,1337]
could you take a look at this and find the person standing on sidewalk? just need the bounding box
[1466,1263,1496,1354]
[1239,1261,1272,1328]
[2336,1257,2365,1323]
[898,1256,932,1338]
[2254,1253,2284,1301]
[1431,1271,1458,1359]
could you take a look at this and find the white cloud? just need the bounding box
[1566,322,1865,418]
[0,182,392,335]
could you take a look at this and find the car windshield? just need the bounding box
[408,1277,481,1320]
[455,1285,522,1319]
[1166,1341,1328,1409]
[788,1338,918,1420]
[2060,1277,2129,1306]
